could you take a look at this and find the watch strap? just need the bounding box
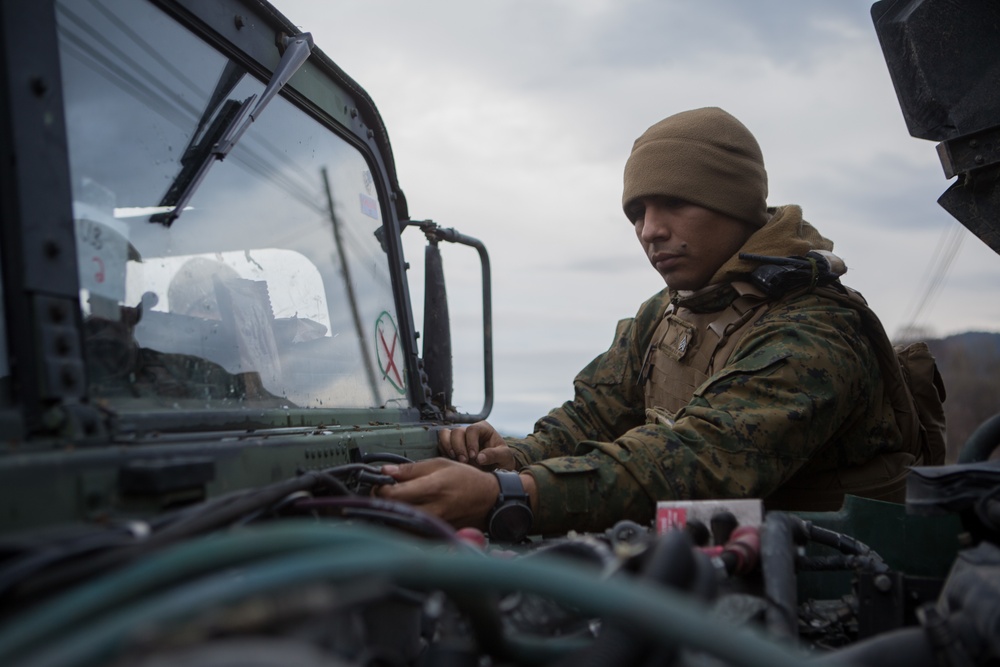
[488,470,533,543]
[492,469,529,505]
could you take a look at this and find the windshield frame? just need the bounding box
[1,0,429,442]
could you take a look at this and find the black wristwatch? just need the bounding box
[487,470,534,544]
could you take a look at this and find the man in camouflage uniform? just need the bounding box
[377,107,924,535]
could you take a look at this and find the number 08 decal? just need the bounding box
[375,311,406,394]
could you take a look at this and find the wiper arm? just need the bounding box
[151,32,314,226]
[214,32,315,155]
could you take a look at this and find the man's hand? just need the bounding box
[375,458,500,529]
[437,421,516,470]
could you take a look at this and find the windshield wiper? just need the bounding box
[150,32,314,226]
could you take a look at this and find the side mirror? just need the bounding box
[409,220,493,423]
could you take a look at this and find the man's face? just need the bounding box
[630,196,755,291]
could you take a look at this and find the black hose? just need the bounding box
[17,470,342,601]
[0,529,139,602]
[685,519,711,547]
[6,461,416,606]
[639,528,698,588]
[788,516,889,575]
[795,555,888,573]
[556,529,698,667]
[811,626,935,667]
[805,522,882,559]
[289,496,464,545]
[449,590,514,661]
[958,413,1000,464]
[690,548,720,600]
[711,511,738,545]
[361,452,414,465]
[527,538,617,572]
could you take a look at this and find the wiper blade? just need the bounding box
[150,32,314,226]
[151,97,248,219]
[184,59,248,159]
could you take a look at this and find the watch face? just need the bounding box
[490,502,532,543]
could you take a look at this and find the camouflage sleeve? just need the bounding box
[505,290,670,469]
[523,295,880,535]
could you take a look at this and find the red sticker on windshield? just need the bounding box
[360,193,379,220]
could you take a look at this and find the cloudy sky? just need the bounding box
[278,0,1000,435]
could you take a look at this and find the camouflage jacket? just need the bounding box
[509,206,908,535]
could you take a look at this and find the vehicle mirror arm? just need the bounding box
[408,219,494,423]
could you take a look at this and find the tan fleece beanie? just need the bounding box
[622,107,769,227]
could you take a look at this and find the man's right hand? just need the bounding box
[437,421,516,470]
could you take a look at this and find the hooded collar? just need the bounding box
[673,205,839,312]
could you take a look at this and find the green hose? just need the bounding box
[5,522,829,667]
[0,521,418,663]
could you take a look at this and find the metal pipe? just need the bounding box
[957,412,1000,463]
[760,513,799,640]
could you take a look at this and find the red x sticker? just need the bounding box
[375,311,405,394]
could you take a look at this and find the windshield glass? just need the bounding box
[56,0,407,411]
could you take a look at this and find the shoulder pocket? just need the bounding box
[692,348,791,398]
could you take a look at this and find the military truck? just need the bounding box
[0,0,998,666]
[0,0,498,525]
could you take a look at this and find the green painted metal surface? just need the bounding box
[794,494,962,600]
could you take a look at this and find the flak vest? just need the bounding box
[640,281,917,510]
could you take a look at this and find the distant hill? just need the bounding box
[924,331,1000,462]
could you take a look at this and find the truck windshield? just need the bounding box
[56,0,407,411]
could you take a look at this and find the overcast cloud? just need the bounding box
[279,0,1000,435]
